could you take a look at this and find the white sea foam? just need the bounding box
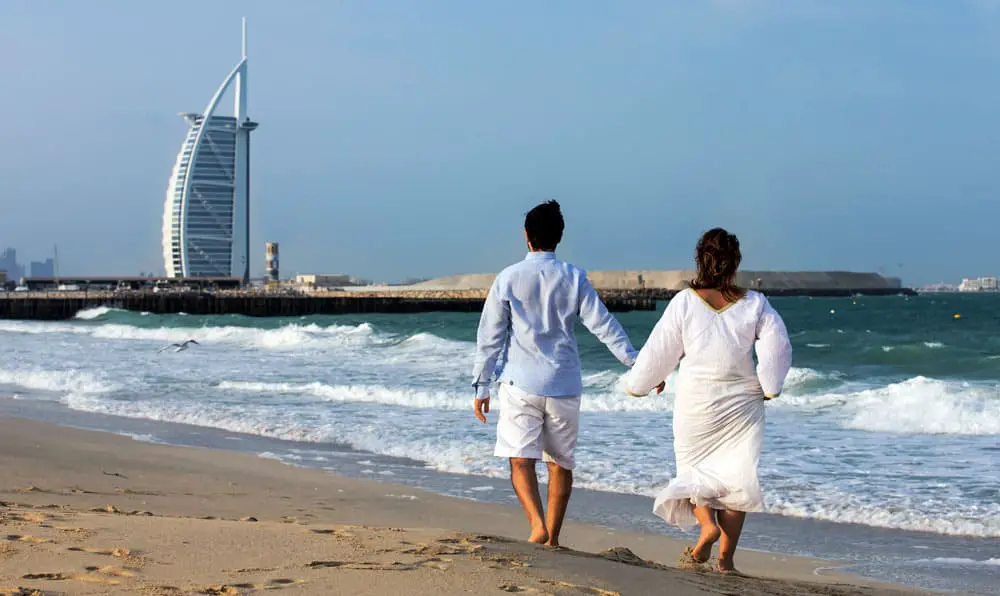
[841,376,1000,435]
[216,380,677,413]
[923,341,946,349]
[768,373,1000,435]
[0,368,121,395]
[74,306,118,320]
[914,558,1000,567]
[766,496,1000,538]
[0,319,383,351]
[118,432,164,444]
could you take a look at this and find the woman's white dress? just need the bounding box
[625,289,792,529]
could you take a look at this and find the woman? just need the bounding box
[625,228,792,574]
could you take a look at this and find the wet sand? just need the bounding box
[0,417,921,595]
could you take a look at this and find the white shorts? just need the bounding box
[494,383,581,470]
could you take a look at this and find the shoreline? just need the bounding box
[0,416,921,595]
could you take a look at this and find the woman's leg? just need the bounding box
[717,509,747,571]
[690,505,721,562]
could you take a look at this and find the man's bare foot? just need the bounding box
[528,525,549,544]
[544,538,560,548]
[691,525,721,562]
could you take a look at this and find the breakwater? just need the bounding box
[0,287,916,321]
[0,290,655,320]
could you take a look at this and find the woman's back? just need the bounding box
[676,288,766,388]
[626,288,791,401]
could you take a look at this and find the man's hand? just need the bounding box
[654,380,666,395]
[474,397,491,423]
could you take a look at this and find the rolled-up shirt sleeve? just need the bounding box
[578,275,638,366]
[471,277,510,399]
[625,299,684,396]
[755,298,793,398]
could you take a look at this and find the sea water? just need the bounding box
[1,295,998,593]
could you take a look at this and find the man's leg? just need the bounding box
[540,395,581,548]
[510,458,548,544]
[544,462,572,547]
[494,384,548,543]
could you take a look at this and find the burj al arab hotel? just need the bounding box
[162,19,258,283]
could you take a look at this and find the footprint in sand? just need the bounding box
[5,535,50,544]
[538,580,620,596]
[202,587,241,595]
[498,585,544,594]
[68,546,131,558]
[21,573,72,581]
[306,561,413,571]
[82,566,135,578]
[401,542,483,556]
[0,588,45,596]
[305,528,355,538]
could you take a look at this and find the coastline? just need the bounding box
[0,416,921,595]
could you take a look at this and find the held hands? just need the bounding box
[474,397,491,423]
[625,380,667,398]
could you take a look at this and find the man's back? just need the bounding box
[470,199,639,549]
[472,252,637,399]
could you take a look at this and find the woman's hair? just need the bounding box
[688,228,746,302]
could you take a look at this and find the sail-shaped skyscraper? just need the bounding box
[162,19,258,283]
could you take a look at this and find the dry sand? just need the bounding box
[0,417,921,595]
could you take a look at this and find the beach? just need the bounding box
[0,417,919,596]
[1,297,998,593]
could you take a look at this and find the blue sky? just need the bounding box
[1,1,999,285]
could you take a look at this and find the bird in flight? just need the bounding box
[159,339,200,353]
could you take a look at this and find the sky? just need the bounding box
[1,1,999,285]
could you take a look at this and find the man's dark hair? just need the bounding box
[524,200,564,251]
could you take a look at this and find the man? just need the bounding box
[472,200,659,547]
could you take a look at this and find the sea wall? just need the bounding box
[0,290,657,321]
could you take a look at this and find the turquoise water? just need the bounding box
[1,294,998,592]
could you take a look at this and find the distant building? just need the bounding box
[265,242,279,283]
[958,276,998,292]
[0,248,24,281]
[162,19,258,283]
[295,274,359,289]
[0,270,7,285]
[30,258,55,278]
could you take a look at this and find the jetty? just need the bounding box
[0,286,915,321]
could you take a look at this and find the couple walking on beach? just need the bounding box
[471,200,793,574]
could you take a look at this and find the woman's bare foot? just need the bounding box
[691,525,721,562]
[528,524,549,544]
[718,554,738,574]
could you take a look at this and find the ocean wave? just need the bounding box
[0,319,383,351]
[913,558,1000,567]
[0,368,121,395]
[774,376,1000,435]
[215,380,678,413]
[74,306,121,320]
[842,376,1000,435]
[766,496,1000,538]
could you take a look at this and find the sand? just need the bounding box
[0,417,921,596]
